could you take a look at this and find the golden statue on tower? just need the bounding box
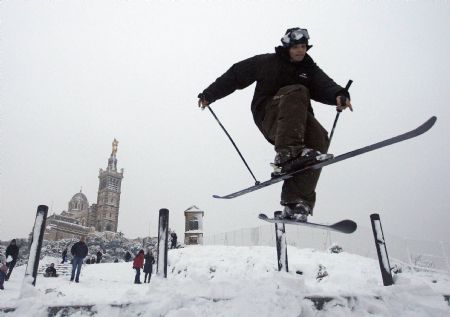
[112,138,119,156]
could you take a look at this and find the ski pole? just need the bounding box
[207,106,260,185]
[329,79,353,143]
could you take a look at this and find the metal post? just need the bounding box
[370,213,394,286]
[21,205,48,295]
[274,211,288,272]
[156,208,169,278]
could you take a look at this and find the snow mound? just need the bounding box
[1,245,449,316]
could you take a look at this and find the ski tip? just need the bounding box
[212,195,222,199]
[427,116,437,126]
[332,220,357,234]
[258,213,268,220]
[421,116,437,131]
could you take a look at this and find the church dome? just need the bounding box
[68,191,89,213]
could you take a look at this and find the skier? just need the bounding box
[5,239,20,281]
[70,236,88,283]
[198,27,352,221]
[132,250,145,284]
[143,249,155,283]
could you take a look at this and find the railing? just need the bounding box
[204,224,450,274]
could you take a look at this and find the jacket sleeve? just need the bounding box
[82,244,89,258]
[309,64,349,105]
[200,55,260,104]
[71,244,76,256]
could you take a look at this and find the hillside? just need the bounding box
[1,245,449,316]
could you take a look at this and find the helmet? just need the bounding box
[281,28,310,48]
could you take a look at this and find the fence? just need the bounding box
[204,223,450,274]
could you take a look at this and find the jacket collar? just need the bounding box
[274,46,314,66]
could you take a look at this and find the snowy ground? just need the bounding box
[1,245,449,316]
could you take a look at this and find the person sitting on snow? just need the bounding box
[44,263,58,277]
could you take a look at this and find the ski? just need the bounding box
[258,213,357,234]
[213,116,436,199]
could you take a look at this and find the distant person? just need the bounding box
[143,250,155,283]
[132,250,145,284]
[5,239,20,281]
[96,251,103,264]
[114,258,119,263]
[86,258,91,264]
[125,251,132,262]
[170,232,178,249]
[91,256,96,264]
[0,262,7,290]
[70,236,88,283]
[44,263,58,277]
[61,248,68,264]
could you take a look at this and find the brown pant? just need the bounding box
[261,84,329,210]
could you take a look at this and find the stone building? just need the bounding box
[184,205,204,245]
[44,140,124,241]
[95,138,124,232]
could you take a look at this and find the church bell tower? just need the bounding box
[96,139,124,232]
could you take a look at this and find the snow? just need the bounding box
[1,245,449,316]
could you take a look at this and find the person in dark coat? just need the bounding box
[5,239,20,281]
[132,250,145,284]
[61,248,68,264]
[198,28,353,221]
[96,251,102,264]
[0,262,7,290]
[44,263,58,277]
[125,251,132,262]
[143,250,155,283]
[70,236,88,283]
[170,232,178,249]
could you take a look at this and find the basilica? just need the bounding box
[44,140,124,241]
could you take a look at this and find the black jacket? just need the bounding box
[6,244,19,261]
[200,46,349,132]
[71,241,88,258]
[45,266,57,277]
[143,254,155,273]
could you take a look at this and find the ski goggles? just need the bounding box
[281,28,310,47]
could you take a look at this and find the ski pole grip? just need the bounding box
[337,79,353,113]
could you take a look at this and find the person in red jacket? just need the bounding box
[132,250,145,284]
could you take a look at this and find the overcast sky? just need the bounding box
[1,0,449,243]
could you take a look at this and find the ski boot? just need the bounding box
[271,147,333,177]
[279,200,312,222]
